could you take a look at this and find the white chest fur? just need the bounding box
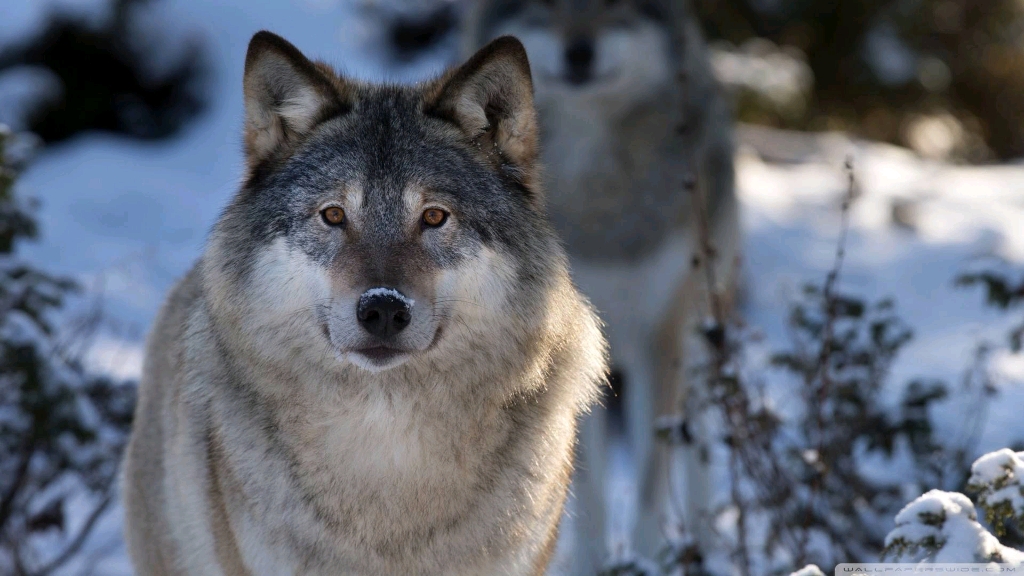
[570,230,693,357]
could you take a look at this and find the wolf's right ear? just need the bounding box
[243,31,349,168]
[423,36,540,192]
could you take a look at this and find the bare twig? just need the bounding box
[677,59,747,568]
[814,158,857,405]
[686,174,726,331]
[797,158,857,563]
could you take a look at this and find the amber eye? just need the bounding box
[321,206,345,226]
[422,208,448,228]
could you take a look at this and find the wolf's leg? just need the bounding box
[570,404,609,576]
[674,179,741,554]
[677,328,715,552]
[620,347,663,563]
[650,268,718,561]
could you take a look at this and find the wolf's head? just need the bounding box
[203,31,572,376]
[466,0,677,114]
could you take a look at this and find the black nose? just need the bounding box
[565,37,594,85]
[357,289,412,339]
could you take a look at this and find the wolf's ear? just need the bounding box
[243,31,348,167]
[423,36,539,189]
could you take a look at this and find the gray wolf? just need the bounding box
[464,0,740,571]
[121,30,607,575]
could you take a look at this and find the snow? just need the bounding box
[734,127,1024,458]
[885,489,1024,564]
[360,286,415,307]
[710,39,813,113]
[790,565,826,576]
[894,489,975,525]
[968,449,1024,524]
[0,0,114,46]
[970,449,1024,487]
[4,0,1024,573]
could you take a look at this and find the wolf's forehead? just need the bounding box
[283,85,484,219]
[322,101,460,215]
[313,96,428,193]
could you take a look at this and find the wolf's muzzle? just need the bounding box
[357,288,412,339]
[565,37,595,85]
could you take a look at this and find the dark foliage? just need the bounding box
[0,0,208,144]
[0,128,136,575]
[371,0,1024,159]
[956,269,1024,352]
[763,287,950,569]
[635,162,992,576]
[693,0,1024,159]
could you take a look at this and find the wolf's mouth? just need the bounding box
[326,320,443,372]
[353,346,403,364]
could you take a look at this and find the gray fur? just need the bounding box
[122,31,607,575]
[464,1,740,571]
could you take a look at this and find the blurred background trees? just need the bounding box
[0,0,208,145]
[0,127,136,576]
[0,0,1022,573]
[0,0,207,571]
[380,0,1024,162]
[693,0,1024,161]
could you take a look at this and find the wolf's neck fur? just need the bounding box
[538,87,690,262]
[193,278,581,570]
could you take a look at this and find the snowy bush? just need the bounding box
[887,491,979,561]
[649,163,997,576]
[695,278,970,571]
[882,489,1024,564]
[0,127,135,575]
[967,449,1024,540]
[881,448,1024,565]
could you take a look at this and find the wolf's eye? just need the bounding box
[321,206,345,226]
[422,208,448,228]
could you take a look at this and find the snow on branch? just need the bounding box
[967,448,1024,538]
[883,488,1024,564]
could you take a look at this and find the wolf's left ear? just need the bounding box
[243,31,348,167]
[424,36,539,189]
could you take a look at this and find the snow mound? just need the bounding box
[971,449,1024,487]
[884,489,1024,564]
[790,564,825,576]
[968,448,1024,537]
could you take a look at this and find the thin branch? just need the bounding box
[687,173,726,329]
[815,158,857,401]
[799,157,857,564]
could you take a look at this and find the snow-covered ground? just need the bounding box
[4,0,1024,573]
[737,125,1024,445]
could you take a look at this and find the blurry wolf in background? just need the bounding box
[122,31,608,575]
[463,0,740,571]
